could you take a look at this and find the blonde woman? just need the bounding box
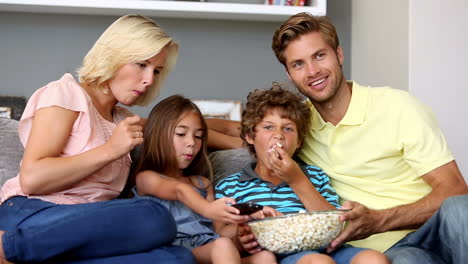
[0,15,195,264]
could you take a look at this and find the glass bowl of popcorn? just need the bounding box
[247,210,346,255]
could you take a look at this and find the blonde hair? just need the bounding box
[77,14,178,106]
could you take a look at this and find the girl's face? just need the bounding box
[173,111,204,170]
[107,47,169,106]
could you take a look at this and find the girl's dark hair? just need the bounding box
[125,95,212,195]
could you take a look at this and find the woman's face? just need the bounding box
[108,47,169,106]
[172,111,204,170]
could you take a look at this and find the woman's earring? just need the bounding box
[102,89,110,95]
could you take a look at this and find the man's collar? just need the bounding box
[310,81,368,130]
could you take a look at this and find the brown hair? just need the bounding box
[272,12,339,67]
[134,95,213,182]
[240,83,311,155]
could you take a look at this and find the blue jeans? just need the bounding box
[0,196,196,264]
[278,244,366,264]
[385,195,468,264]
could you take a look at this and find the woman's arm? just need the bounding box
[20,106,144,195]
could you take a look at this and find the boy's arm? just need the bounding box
[269,147,336,211]
[289,172,337,211]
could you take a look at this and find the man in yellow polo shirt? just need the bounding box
[206,11,468,264]
[270,12,468,264]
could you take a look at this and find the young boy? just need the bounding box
[214,84,389,264]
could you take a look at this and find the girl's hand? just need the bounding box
[203,197,250,224]
[267,145,305,184]
[237,223,262,254]
[105,115,144,159]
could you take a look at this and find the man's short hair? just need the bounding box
[272,12,339,67]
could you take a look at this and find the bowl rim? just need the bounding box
[247,209,350,224]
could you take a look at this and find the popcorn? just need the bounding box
[267,142,284,158]
[248,211,343,255]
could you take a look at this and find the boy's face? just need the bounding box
[246,108,300,163]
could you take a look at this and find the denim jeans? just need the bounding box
[0,196,196,264]
[278,245,366,264]
[385,195,468,264]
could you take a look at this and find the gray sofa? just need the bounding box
[0,117,251,192]
[0,118,24,187]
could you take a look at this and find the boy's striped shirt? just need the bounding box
[215,161,339,214]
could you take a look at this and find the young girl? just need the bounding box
[133,95,276,264]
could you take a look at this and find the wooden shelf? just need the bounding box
[0,0,326,22]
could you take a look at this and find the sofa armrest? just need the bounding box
[0,118,23,188]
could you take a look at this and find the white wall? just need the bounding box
[409,0,468,179]
[0,1,351,118]
[350,0,409,90]
[350,0,468,180]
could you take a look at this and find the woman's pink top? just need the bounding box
[0,73,133,204]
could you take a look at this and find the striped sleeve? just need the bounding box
[215,172,242,200]
[303,165,340,208]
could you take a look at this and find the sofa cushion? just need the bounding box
[0,118,23,187]
[209,148,254,186]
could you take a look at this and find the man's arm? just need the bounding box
[328,160,468,251]
[206,119,242,150]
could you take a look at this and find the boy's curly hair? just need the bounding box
[241,83,311,155]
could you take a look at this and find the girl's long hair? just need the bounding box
[133,95,213,184]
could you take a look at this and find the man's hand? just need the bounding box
[327,201,382,253]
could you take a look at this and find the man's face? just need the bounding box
[283,32,345,104]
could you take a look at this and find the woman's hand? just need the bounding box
[202,197,250,224]
[106,115,145,159]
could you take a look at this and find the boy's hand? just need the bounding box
[267,146,305,184]
[203,197,250,224]
[237,223,262,254]
[250,206,282,220]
